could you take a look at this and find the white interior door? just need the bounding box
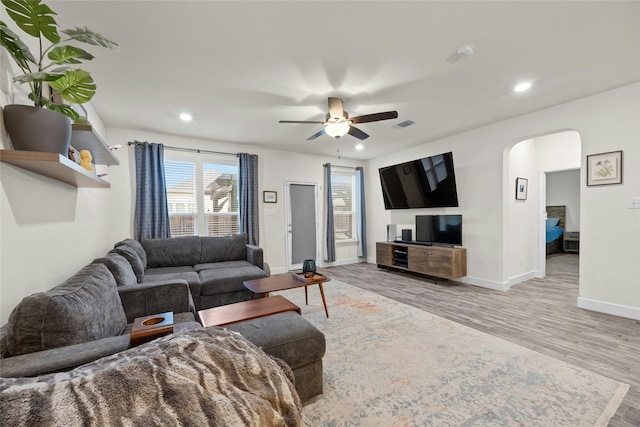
[285,182,318,271]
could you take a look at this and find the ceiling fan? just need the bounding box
[279,97,398,140]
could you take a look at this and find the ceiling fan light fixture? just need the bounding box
[325,122,350,138]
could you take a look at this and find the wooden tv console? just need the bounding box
[376,241,467,280]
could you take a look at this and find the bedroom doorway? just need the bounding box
[540,168,581,277]
[533,131,581,279]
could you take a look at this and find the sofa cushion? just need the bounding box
[145,266,196,275]
[114,238,147,269]
[142,271,201,287]
[113,245,144,283]
[200,234,247,264]
[93,253,137,286]
[142,271,203,301]
[194,260,253,272]
[199,265,269,295]
[6,263,127,357]
[142,236,201,268]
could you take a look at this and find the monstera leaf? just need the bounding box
[0,20,36,69]
[49,69,96,104]
[1,0,59,43]
[48,45,94,64]
[1,0,116,123]
[62,26,118,49]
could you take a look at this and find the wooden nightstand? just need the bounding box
[564,232,580,253]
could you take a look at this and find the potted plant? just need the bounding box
[0,0,117,155]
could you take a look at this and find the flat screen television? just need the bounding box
[415,214,462,246]
[378,152,459,209]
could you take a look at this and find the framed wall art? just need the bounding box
[587,150,623,186]
[515,177,528,200]
[263,191,277,203]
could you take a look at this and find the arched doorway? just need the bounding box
[505,131,581,283]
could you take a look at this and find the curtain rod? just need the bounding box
[324,163,360,169]
[128,141,237,157]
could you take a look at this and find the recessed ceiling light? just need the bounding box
[514,82,532,92]
[179,113,192,122]
[355,144,364,151]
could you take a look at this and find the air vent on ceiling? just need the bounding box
[393,120,415,129]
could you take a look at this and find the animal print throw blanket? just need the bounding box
[1,328,307,426]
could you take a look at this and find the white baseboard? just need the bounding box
[457,276,510,292]
[577,297,640,320]
[367,259,512,292]
[269,266,289,275]
[507,270,538,288]
[321,257,365,268]
[269,258,366,275]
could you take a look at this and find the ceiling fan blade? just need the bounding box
[279,120,325,124]
[348,126,369,140]
[307,128,326,140]
[349,111,398,124]
[328,97,344,119]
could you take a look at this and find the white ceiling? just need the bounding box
[47,1,639,160]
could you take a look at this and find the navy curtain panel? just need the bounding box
[355,166,367,258]
[133,142,171,240]
[238,153,259,246]
[324,163,336,262]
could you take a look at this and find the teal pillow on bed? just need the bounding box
[546,217,560,227]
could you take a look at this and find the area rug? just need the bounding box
[276,280,629,426]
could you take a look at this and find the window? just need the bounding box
[331,171,356,241]
[165,155,239,237]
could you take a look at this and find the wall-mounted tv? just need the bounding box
[415,214,462,246]
[379,152,459,209]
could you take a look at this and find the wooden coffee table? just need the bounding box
[244,273,330,318]
[198,295,301,327]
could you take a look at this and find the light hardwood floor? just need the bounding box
[319,253,640,427]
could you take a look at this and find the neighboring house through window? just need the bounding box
[164,154,239,237]
[331,170,356,241]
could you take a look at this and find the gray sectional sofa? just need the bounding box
[113,234,270,310]
[0,235,326,403]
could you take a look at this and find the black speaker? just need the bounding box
[402,229,412,241]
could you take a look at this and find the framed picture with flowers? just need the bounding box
[587,150,623,186]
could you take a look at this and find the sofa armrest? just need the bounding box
[0,334,131,377]
[246,244,265,270]
[118,280,196,323]
[0,321,203,377]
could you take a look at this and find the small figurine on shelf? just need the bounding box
[79,149,94,172]
[68,148,75,162]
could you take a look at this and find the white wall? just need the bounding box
[0,171,114,324]
[1,63,115,325]
[506,138,538,282]
[547,169,580,232]
[366,83,640,318]
[105,128,364,275]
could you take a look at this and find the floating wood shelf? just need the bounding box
[0,150,110,188]
[71,124,119,166]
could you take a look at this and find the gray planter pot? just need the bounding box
[3,105,71,156]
